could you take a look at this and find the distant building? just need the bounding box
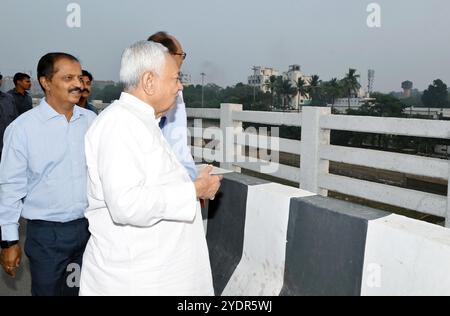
[92,80,116,90]
[402,81,413,98]
[247,65,313,109]
[248,66,279,93]
[180,72,192,87]
[282,64,311,109]
[331,96,376,113]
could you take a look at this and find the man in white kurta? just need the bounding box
[79,41,222,296]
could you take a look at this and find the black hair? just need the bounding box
[82,70,93,82]
[13,72,31,85]
[147,31,178,54]
[37,52,79,91]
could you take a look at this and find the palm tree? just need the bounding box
[280,79,295,109]
[296,77,308,112]
[267,75,278,108]
[308,75,321,106]
[274,76,284,109]
[342,68,361,109]
[329,78,341,105]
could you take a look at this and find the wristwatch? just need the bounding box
[0,240,18,249]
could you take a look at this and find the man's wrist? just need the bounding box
[0,240,19,249]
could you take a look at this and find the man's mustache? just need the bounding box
[81,89,90,94]
[69,87,82,93]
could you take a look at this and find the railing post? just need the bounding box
[300,107,331,196]
[192,118,204,163]
[220,103,242,172]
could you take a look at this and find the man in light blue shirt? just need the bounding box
[148,32,197,181]
[0,52,96,296]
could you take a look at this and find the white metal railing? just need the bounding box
[187,104,450,227]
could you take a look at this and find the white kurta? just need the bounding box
[79,92,214,296]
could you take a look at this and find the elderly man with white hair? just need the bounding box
[79,41,222,296]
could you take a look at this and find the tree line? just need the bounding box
[87,72,449,158]
[88,70,449,113]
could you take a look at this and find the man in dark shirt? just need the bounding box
[0,74,18,157]
[78,70,98,114]
[7,73,33,115]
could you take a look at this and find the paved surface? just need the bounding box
[0,220,31,296]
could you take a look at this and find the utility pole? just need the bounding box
[200,72,206,108]
[251,66,258,107]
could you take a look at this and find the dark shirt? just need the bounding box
[159,116,167,129]
[0,91,18,155]
[7,88,32,115]
[85,102,99,115]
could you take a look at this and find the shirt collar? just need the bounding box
[120,92,156,119]
[38,98,83,122]
[72,105,83,121]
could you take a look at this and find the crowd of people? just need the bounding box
[0,32,223,296]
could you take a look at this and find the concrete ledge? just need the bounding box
[206,173,268,295]
[280,195,388,296]
[222,183,314,296]
[361,214,450,296]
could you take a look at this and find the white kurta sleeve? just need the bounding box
[95,116,197,227]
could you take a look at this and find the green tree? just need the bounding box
[321,77,343,109]
[296,77,308,111]
[421,79,449,113]
[267,75,278,108]
[279,78,296,109]
[91,83,124,103]
[342,68,361,109]
[307,75,322,106]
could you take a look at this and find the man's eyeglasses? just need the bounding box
[172,52,187,60]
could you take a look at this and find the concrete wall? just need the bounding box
[3,171,450,296]
[207,172,450,296]
[361,214,450,295]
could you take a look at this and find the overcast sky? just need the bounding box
[1,0,450,92]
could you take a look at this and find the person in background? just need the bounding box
[148,31,197,181]
[0,53,96,296]
[78,70,98,114]
[7,72,32,115]
[80,41,222,295]
[0,74,18,158]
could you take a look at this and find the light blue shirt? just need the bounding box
[160,91,197,181]
[0,99,97,241]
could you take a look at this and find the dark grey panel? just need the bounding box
[206,173,265,295]
[201,172,267,220]
[281,195,390,296]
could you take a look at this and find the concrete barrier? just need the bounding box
[207,172,450,296]
[222,183,314,296]
[3,171,449,296]
[280,195,387,296]
[361,214,450,296]
[206,173,268,295]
